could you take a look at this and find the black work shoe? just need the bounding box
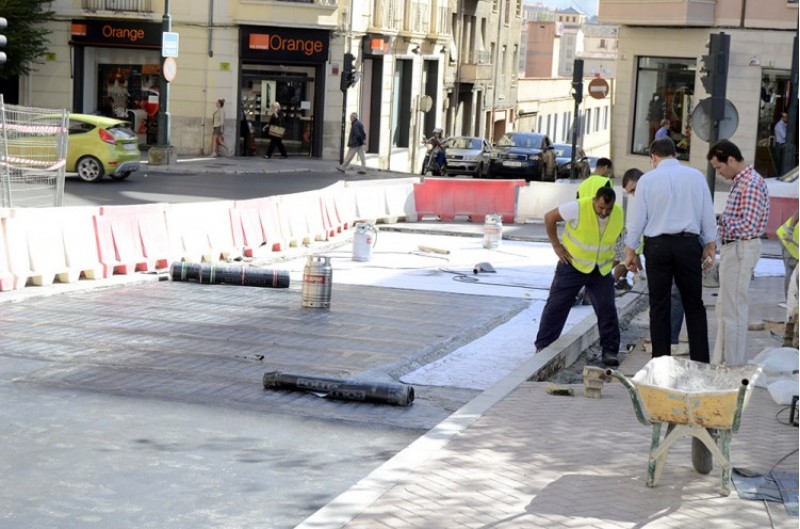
[602,353,620,367]
[615,278,632,291]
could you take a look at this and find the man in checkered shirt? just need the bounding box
[707,139,770,365]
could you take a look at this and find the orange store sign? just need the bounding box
[242,26,329,62]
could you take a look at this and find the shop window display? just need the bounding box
[97,64,161,145]
[631,57,695,160]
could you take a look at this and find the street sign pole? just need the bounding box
[157,0,171,149]
[149,0,176,165]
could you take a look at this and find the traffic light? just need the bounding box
[340,52,356,92]
[0,17,7,65]
[572,58,584,104]
[699,32,730,119]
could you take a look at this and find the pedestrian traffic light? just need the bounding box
[340,52,356,92]
[0,17,7,65]
[572,58,584,104]
[699,32,730,119]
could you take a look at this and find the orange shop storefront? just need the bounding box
[69,19,163,146]
[239,26,330,158]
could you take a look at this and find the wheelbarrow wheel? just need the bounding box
[692,437,713,474]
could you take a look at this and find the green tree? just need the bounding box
[0,0,56,79]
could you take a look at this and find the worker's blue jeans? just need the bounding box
[535,262,620,354]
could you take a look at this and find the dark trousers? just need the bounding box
[267,137,287,158]
[535,262,620,354]
[643,235,709,362]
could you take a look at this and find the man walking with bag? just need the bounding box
[336,113,367,174]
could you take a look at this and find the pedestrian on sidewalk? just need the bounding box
[209,98,226,157]
[263,101,288,159]
[535,186,624,367]
[624,138,717,363]
[708,139,770,365]
[336,113,367,174]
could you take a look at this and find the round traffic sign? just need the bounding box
[163,57,177,83]
[588,77,609,100]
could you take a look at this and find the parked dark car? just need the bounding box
[553,143,591,179]
[442,136,491,177]
[485,132,557,181]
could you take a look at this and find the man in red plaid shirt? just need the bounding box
[707,140,770,365]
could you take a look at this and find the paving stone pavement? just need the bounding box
[299,273,799,529]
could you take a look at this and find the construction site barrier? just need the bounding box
[411,177,524,223]
[6,207,103,287]
[166,201,240,262]
[346,177,419,224]
[515,181,625,224]
[276,190,328,247]
[99,204,170,273]
[0,209,13,290]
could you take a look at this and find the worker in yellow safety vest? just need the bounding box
[777,212,799,346]
[535,186,624,366]
[576,157,613,200]
[776,212,798,296]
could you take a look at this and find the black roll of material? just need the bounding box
[169,262,290,288]
[262,371,415,407]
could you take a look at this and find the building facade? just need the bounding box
[599,0,797,177]
[15,0,524,174]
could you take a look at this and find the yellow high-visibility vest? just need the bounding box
[577,174,612,200]
[562,197,624,275]
[777,217,799,260]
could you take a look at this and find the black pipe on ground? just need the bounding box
[262,371,415,407]
[169,262,290,288]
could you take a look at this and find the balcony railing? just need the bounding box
[82,0,153,12]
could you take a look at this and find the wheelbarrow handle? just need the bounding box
[731,378,751,434]
[606,368,651,427]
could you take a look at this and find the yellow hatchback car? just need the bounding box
[66,113,140,182]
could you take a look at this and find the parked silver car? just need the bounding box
[442,136,492,177]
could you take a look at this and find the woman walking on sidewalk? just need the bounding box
[263,101,288,159]
[209,98,226,157]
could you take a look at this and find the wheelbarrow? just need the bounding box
[607,356,762,496]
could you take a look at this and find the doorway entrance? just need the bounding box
[241,67,315,157]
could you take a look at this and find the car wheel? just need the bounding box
[76,156,104,182]
[110,171,131,180]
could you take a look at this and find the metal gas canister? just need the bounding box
[483,213,503,249]
[352,222,378,262]
[301,255,332,308]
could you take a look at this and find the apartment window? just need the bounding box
[594,108,600,132]
[546,114,552,138]
[553,114,559,142]
[585,110,591,135]
[562,111,570,140]
[538,115,543,133]
[599,39,606,49]
[632,56,695,159]
[603,106,609,130]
